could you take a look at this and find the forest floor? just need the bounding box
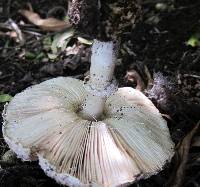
[0,0,200,187]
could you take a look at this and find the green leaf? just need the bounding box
[186,33,200,47]
[47,53,58,60]
[36,52,45,60]
[187,37,198,47]
[43,36,52,51]
[51,29,74,54]
[0,94,12,103]
[25,51,36,59]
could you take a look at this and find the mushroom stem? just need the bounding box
[80,40,118,120]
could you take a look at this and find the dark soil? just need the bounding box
[0,0,200,187]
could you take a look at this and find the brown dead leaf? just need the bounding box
[166,121,200,187]
[192,136,200,147]
[19,9,71,32]
[161,113,172,121]
[124,69,145,91]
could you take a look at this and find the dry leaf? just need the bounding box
[19,9,71,32]
[124,69,145,91]
[167,121,200,187]
[192,136,200,147]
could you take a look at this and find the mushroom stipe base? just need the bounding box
[3,77,174,187]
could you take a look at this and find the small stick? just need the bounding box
[6,19,25,45]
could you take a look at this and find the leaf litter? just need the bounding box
[0,0,200,187]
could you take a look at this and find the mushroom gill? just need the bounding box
[2,40,174,187]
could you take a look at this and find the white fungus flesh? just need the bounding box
[3,40,174,187]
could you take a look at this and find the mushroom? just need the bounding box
[2,40,174,187]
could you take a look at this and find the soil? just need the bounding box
[0,0,199,187]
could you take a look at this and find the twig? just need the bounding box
[6,19,25,45]
[183,74,200,79]
[22,30,43,36]
[0,73,14,80]
[167,121,200,187]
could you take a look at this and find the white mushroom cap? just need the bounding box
[3,77,174,187]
